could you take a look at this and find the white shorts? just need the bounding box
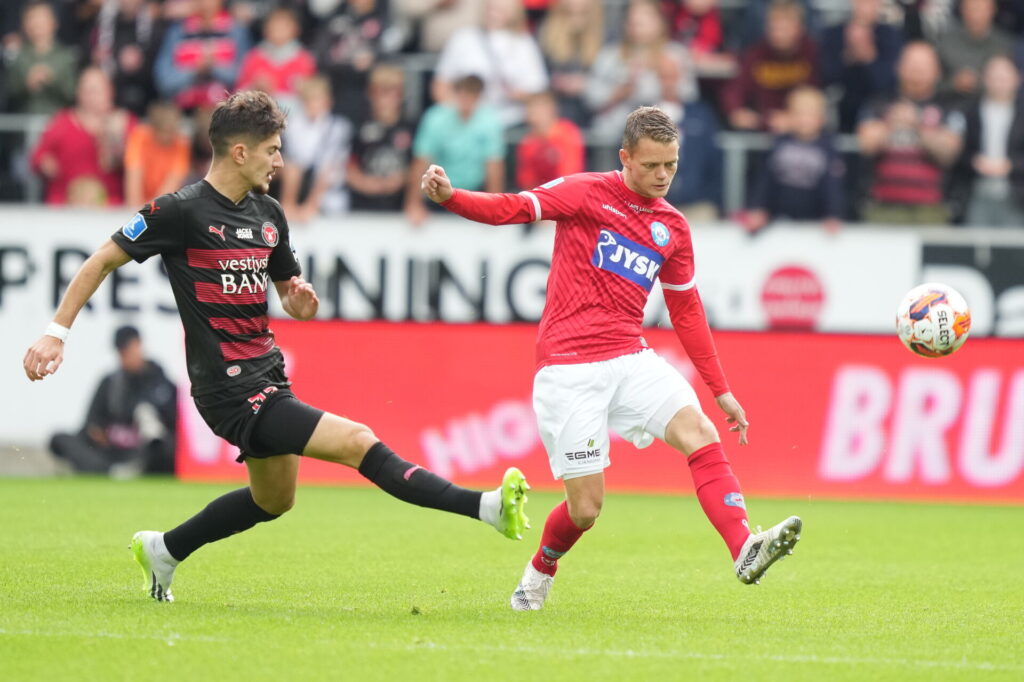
[532,349,700,480]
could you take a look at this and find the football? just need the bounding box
[896,283,971,357]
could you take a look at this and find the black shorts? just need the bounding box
[194,381,325,463]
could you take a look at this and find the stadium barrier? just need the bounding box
[1,209,1022,503]
[178,320,1024,504]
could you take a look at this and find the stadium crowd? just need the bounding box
[2,0,1024,229]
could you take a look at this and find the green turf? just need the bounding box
[0,477,1021,682]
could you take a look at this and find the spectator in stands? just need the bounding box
[955,55,1024,227]
[899,0,957,42]
[820,0,904,133]
[585,0,697,143]
[236,6,316,112]
[405,74,504,225]
[432,0,549,128]
[280,75,352,221]
[124,100,190,207]
[857,41,965,224]
[50,325,176,478]
[31,66,135,205]
[537,0,604,127]
[347,63,415,211]
[314,0,398,124]
[727,0,819,52]
[91,0,160,117]
[153,0,251,110]
[393,0,481,53]
[721,0,818,132]
[6,1,78,115]
[661,0,735,74]
[665,98,724,220]
[663,0,720,54]
[936,0,1015,102]
[515,90,584,190]
[745,87,844,232]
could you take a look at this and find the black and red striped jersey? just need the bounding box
[111,180,301,398]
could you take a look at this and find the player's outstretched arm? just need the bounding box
[420,163,539,225]
[274,276,319,321]
[23,239,132,381]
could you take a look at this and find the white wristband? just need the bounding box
[44,322,70,342]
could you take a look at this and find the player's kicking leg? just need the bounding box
[665,407,802,585]
[302,412,530,540]
[131,407,529,602]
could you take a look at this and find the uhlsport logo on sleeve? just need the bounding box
[591,229,664,291]
[120,213,148,241]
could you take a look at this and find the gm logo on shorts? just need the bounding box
[592,229,664,291]
[565,448,602,462]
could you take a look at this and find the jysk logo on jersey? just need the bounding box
[651,221,670,246]
[261,222,279,247]
[120,213,148,241]
[591,229,664,291]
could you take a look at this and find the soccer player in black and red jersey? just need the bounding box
[22,91,529,603]
[421,106,802,610]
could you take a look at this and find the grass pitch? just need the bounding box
[0,477,1021,682]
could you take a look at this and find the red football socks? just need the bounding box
[531,501,588,576]
[687,443,751,560]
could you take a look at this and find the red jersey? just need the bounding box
[443,170,730,396]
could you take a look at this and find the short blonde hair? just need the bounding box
[622,106,679,151]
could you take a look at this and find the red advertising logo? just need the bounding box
[760,266,825,330]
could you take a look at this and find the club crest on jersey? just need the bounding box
[226,365,241,377]
[120,213,148,241]
[261,222,279,247]
[591,229,664,291]
[651,221,670,246]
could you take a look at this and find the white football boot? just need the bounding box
[131,531,178,602]
[734,515,802,585]
[510,561,553,611]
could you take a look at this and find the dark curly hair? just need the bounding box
[208,90,287,156]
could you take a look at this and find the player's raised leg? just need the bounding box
[512,473,601,611]
[664,405,801,584]
[302,412,529,539]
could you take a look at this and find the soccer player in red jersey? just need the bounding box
[422,106,802,610]
[22,91,529,603]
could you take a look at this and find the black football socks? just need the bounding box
[163,487,279,561]
[358,442,481,519]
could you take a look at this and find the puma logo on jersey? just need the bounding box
[591,229,664,291]
[208,224,226,241]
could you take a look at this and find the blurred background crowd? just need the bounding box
[2,0,1024,230]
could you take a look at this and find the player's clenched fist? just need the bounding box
[23,335,64,381]
[420,164,453,204]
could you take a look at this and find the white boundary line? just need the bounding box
[2,628,1021,673]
